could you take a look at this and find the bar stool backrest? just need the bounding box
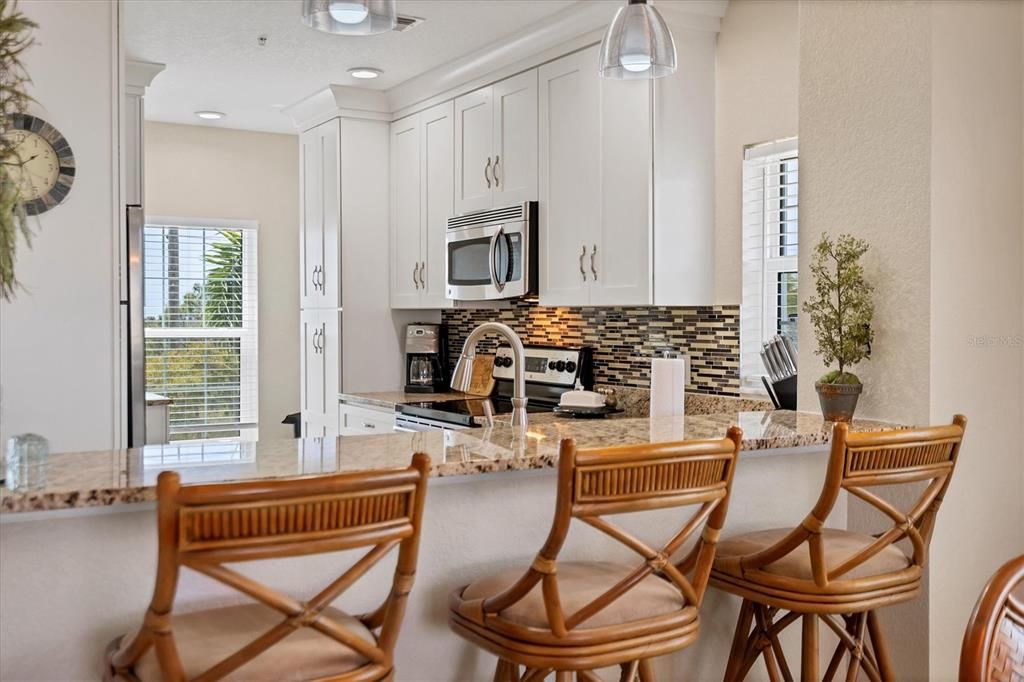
[960,555,1024,681]
[480,430,742,636]
[109,453,431,681]
[737,416,967,588]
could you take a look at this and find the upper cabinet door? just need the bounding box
[420,101,455,308]
[389,114,423,309]
[590,77,652,306]
[299,127,323,308]
[318,119,341,310]
[300,119,341,309]
[454,87,494,215]
[492,70,538,207]
[538,48,601,307]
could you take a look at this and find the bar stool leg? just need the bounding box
[866,611,895,682]
[555,671,572,682]
[724,599,755,682]
[619,661,639,682]
[801,614,818,682]
[637,658,655,682]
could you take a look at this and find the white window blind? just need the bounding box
[740,138,798,387]
[143,221,258,441]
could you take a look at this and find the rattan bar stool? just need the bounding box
[105,453,431,682]
[449,431,743,681]
[710,416,966,682]
[960,554,1024,681]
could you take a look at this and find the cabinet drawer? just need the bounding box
[338,403,395,435]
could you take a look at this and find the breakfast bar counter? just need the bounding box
[1,410,905,681]
[0,410,900,514]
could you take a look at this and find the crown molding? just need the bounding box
[125,60,165,96]
[282,84,391,130]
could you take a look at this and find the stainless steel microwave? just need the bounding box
[445,202,537,301]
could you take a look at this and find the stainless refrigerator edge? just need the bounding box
[123,204,146,447]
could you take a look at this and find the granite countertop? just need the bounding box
[1,410,901,514]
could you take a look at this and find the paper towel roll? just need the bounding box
[650,357,687,418]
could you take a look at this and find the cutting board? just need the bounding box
[465,354,496,396]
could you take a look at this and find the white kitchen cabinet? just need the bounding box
[338,402,395,436]
[538,46,652,307]
[420,102,455,306]
[454,70,537,216]
[390,114,422,308]
[390,101,454,309]
[299,119,341,310]
[300,308,340,438]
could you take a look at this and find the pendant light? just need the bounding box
[302,0,397,36]
[598,0,677,79]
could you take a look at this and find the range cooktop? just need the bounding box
[397,396,551,429]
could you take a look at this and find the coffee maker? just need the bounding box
[404,323,449,393]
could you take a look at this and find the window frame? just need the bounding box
[143,216,259,441]
[740,139,798,389]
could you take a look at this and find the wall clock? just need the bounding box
[4,113,75,215]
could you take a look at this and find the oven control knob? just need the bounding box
[503,357,514,368]
[548,361,558,370]
[555,360,566,372]
[495,356,508,368]
[565,361,577,374]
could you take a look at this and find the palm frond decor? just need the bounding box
[0,0,37,301]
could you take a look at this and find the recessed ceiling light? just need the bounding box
[348,67,382,80]
[195,110,226,120]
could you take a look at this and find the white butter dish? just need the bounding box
[559,383,606,408]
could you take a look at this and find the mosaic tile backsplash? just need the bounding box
[441,300,740,396]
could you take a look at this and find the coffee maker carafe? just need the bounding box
[404,324,448,393]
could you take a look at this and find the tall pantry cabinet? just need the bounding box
[299,115,407,437]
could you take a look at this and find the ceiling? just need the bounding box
[125,0,584,134]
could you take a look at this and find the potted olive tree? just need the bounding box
[802,233,874,422]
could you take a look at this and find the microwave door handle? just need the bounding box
[489,226,505,293]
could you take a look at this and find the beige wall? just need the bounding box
[0,1,118,452]
[714,0,799,305]
[928,0,1024,676]
[798,2,934,678]
[144,122,299,439]
[799,1,1024,679]
[797,0,933,425]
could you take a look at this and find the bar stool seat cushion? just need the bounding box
[714,528,911,583]
[459,561,689,630]
[127,603,375,681]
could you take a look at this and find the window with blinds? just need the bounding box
[143,222,258,441]
[740,138,798,387]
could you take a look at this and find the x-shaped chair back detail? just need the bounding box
[735,416,966,588]
[109,453,431,682]
[481,430,742,636]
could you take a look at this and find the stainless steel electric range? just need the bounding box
[393,344,593,431]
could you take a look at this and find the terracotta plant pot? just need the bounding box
[815,381,863,422]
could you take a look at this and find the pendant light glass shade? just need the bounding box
[302,0,397,36]
[598,0,677,79]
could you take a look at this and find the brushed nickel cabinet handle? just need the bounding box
[418,261,426,289]
[590,244,598,280]
[579,244,587,282]
[484,157,492,189]
[412,264,418,289]
[493,155,500,187]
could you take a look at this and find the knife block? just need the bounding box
[762,375,798,410]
